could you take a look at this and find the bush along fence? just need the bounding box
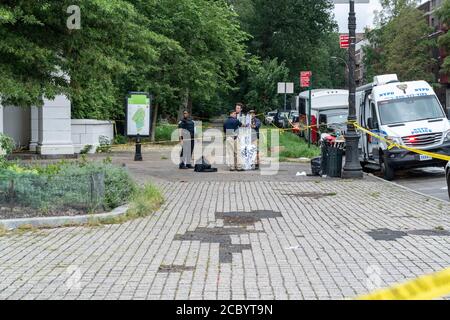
[0,160,136,218]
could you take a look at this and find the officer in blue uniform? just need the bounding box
[178,110,195,169]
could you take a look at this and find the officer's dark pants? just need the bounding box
[180,137,195,165]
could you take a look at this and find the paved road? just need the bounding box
[0,149,449,300]
[392,167,448,202]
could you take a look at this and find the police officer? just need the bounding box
[224,110,243,171]
[178,110,195,169]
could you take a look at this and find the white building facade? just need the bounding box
[0,95,113,155]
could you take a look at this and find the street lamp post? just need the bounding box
[331,56,348,88]
[341,0,363,179]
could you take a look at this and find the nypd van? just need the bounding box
[356,74,450,180]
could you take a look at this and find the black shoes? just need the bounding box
[186,164,194,169]
[179,163,188,169]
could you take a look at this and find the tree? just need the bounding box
[234,0,337,80]
[436,0,450,74]
[244,57,290,112]
[363,4,435,83]
[0,0,249,126]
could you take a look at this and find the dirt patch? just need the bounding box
[158,265,195,273]
[279,191,337,199]
[0,205,100,220]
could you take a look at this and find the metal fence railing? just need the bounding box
[0,171,106,217]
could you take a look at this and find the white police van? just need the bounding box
[356,74,450,180]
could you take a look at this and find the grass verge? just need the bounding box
[88,182,164,226]
[262,128,321,159]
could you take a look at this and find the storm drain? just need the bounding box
[367,228,450,241]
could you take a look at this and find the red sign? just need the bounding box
[300,71,312,88]
[340,35,349,49]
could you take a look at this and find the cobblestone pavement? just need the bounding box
[1,150,449,300]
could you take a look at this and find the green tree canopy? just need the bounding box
[363,3,435,83]
[436,0,450,74]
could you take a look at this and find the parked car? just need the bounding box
[264,111,277,125]
[275,111,290,128]
[446,162,450,200]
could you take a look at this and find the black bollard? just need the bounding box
[134,134,143,161]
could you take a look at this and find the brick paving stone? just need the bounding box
[0,156,449,300]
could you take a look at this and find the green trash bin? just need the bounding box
[325,144,344,177]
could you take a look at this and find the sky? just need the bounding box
[333,0,382,33]
[333,0,427,33]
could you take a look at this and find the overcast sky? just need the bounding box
[333,0,428,32]
[333,0,382,33]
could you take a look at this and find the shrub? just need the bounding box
[96,135,112,153]
[155,124,177,142]
[0,133,15,156]
[113,134,128,145]
[0,160,137,213]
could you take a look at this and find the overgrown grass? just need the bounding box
[128,183,164,217]
[262,127,321,159]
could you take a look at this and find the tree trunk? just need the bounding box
[178,90,189,120]
[151,103,159,142]
[187,95,193,115]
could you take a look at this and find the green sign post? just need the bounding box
[126,92,152,161]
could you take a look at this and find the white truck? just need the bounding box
[294,89,349,144]
[356,74,450,180]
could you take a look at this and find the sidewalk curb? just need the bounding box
[0,205,129,231]
[368,173,449,204]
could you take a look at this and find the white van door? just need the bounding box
[368,102,380,162]
[361,95,380,163]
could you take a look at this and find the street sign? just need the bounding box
[300,71,312,88]
[277,82,294,94]
[340,34,349,49]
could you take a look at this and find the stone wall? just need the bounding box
[71,119,114,154]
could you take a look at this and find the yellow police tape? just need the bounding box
[358,267,450,300]
[351,122,450,162]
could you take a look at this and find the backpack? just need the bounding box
[194,156,218,173]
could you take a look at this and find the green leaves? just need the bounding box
[245,58,289,112]
[436,0,450,74]
[363,4,435,83]
[0,0,248,120]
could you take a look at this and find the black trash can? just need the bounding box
[326,145,344,177]
[320,140,344,177]
[320,141,328,176]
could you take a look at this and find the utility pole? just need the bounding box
[341,0,363,179]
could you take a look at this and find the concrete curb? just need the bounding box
[0,205,129,231]
[368,173,449,204]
